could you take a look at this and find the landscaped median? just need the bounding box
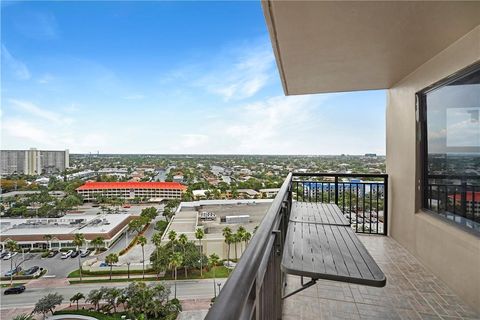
[68,266,230,284]
[0,268,47,283]
[53,309,127,320]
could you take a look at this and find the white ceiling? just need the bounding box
[262,1,480,95]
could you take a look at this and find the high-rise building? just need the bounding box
[0,148,69,175]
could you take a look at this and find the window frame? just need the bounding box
[417,61,480,234]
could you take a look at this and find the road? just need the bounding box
[1,278,226,310]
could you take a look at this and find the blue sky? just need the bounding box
[1,1,386,155]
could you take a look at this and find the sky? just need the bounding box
[1,1,386,155]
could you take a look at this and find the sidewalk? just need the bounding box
[68,273,160,282]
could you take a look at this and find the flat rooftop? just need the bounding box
[0,213,131,237]
[200,202,272,235]
[163,200,273,242]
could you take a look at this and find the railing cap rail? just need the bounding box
[205,172,293,320]
[292,172,388,178]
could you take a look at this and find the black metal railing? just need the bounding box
[292,173,388,235]
[424,175,480,231]
[206,173,293,320]
[206,172,388,319]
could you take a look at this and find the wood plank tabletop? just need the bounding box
[282,202,386,287]
[289,202,350,226]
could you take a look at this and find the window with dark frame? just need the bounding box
[419,64,480,233]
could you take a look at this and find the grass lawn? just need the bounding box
[68,268,156,278]
[68,266,230,284]
[54,309,127,320]
[1,282,26,288]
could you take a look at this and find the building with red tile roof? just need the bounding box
[76,181,186,201]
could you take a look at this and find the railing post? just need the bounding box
[383,175,388,236]
[460,181,467,217]
[272,229,283,320]
[334,176,339,205]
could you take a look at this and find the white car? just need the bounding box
[223,260,237,269]
[2,252,18,260]
[61,250,73,259]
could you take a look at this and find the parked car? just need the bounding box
[71,251,80,258]
[0,252,9,259]
[48,250,59,258]
[80,250,91,258]
[4,266,22,277]
[24,266,40,276]
[4,285,26,295]
[61,250,73,259]
[2,252,18,260]
[99,262,108,267]
[223,260,237,269]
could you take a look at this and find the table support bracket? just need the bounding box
[282,278,317,300]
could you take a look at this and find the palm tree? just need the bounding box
[70,292,85,310]
[209,253,220,298]
[222,227,232,264]
[169,252,183,299]
[91,236,105,252]
[105,253,119,281]
[168,230,177,247]
[72,233,86,281]
[104,287,121,313]
[244,231,252,246]
[87,289,103,311]
[137,236,147,279]
[233,233,240,260]
[5,240,19,286]
[178,234,188,277]
[195,228,205,277]
[43,234,53,250]
[151,231,162,273]
[167,228,178,278]
[237,226,246,254]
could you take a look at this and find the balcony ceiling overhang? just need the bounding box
[262,0,480,95]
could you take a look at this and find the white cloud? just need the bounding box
[9,99,73,125]
[122,94,146,100]
[38,73,54,84]
[14,11,59,40]
[2,119,51,145]
[224,96,321,152]
[1,45,31,80]
[182,134,209,146]
[197,43,275,101]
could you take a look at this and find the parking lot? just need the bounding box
[1,251,93,278]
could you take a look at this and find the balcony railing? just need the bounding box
[424,175,480,232]
[206,172,389,320]
[292,172,388,235]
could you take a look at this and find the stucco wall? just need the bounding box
[386,25,480,312]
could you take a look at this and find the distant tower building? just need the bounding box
[0,148,69,175]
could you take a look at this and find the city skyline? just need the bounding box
[1,1,386,155]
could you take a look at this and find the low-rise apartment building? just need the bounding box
[76,181,186,201]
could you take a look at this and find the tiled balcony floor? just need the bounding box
[282,235,479,320]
